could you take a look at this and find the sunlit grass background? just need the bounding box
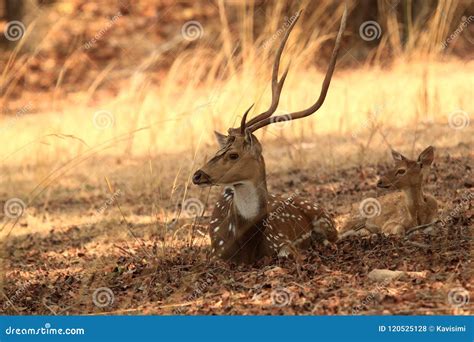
[0,1,472,315]
[1,0,472,165]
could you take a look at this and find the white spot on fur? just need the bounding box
[229,223,236,237]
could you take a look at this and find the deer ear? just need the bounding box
[391,149,407,162]
[214,131,227,148]
[418,146,435,167]
[244,129,253,146]
[244,129,262,155]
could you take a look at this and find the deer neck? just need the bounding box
[402,185,425,224]
[232,181,268,221]
[230,158,268,224]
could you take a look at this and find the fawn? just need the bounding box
[341,146,438,237]
[192,8,347,264]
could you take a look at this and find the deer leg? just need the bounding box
[382,221,406,235]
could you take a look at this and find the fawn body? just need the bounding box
[342,146,438,236]
[192,8,347,263]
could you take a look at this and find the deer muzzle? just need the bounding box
[192,169,212,186]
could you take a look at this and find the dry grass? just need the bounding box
[1,59,473,166]
[0,0,472,315]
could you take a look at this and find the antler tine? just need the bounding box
[245,10,302,128]
[240,104,254,134]
[249,5,348,132]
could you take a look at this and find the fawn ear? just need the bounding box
[214,131,227,148]
[391,149,408,162]
[418,146,435,167]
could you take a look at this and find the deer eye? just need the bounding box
[396,169,406,176]
[228,153,239,160]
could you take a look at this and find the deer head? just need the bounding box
[377,146,435,190]
[192,123,265,187]
[193,8,347,188]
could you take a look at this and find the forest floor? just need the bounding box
[1,124,472,315]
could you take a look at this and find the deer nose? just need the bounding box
[192,170,211,185]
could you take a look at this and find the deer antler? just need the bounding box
[246,5,347,132]
[240,104,254,134]
[244,10,302,128]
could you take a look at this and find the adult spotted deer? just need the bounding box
[341,146,438,237]
[192,8,347,263]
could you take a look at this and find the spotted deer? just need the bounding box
[341,146,438,237]
[192,8,347,264]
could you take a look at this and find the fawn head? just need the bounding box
[377,146,435,190]
[192,8,347,187]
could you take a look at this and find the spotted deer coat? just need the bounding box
[209,188,336,264]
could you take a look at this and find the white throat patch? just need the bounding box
[230,181,261,220]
